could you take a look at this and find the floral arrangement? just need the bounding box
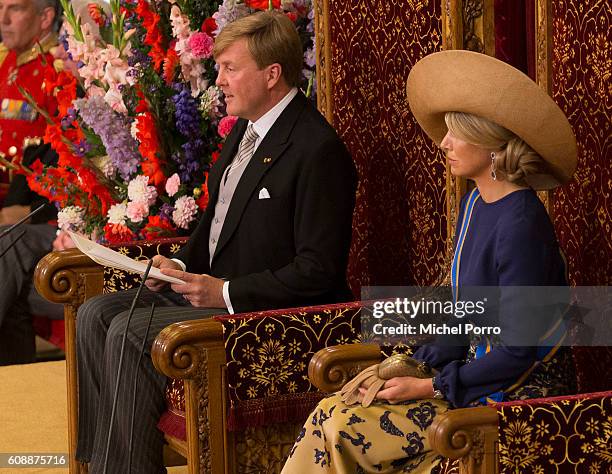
[17,0,315,243]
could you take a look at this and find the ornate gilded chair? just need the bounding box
[35,244,363,473]
[308,343,612,474]
[35,237,190,472]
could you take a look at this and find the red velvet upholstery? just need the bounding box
[159,302,362,440]
[325,0,447,291]
[548,1,611,286]
[494,391,612,473]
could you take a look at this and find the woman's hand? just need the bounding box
[358,376,435,404]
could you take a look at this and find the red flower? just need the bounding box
[201,17,217,36]
[195,185,209,211]
[135,0,165,72]
[285,12,297,22]
[87,3,107,27]
[245,0,281,10]
[104,223,136,244]
[142,215,176,239]
[163,49,180,85]
[135,110,166,186]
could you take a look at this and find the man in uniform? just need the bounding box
[0,0,65,364]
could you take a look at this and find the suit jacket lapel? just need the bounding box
[212,92,307,264]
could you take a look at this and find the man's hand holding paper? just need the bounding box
[161,268,226,308]
[144,255,183,292]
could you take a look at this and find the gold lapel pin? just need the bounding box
[263,157,272,164]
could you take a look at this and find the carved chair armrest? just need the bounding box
[152,318,225,380]
[34,248,104,317]
[308,343,382,392]
[428,406,499,473]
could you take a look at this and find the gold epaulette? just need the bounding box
[16,33,59,66]
[0,43,8,69]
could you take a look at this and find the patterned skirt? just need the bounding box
[281,394,450,473]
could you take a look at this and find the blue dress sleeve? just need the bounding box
[428,208,566,407]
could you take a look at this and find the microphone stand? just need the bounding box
[127,302,156,473]
[102,259,154,474]
[0,203,46,240]
[0,229,26,258]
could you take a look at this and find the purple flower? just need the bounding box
[159,203,175,222]
[76,96,141,180]
[171,85,207,183]
[61,107,77,129]
[73,139,91,158]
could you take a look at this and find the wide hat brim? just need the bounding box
[406,50,577,190]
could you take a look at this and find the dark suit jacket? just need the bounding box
[175,92,357,312]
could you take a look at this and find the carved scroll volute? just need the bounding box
[151,319,225,380]
[34,249,102,307]
[428,406,499,473]
[308,343,382,392]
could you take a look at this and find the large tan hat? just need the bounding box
[406,50,577,190]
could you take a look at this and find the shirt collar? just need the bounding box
[249,87,298,143]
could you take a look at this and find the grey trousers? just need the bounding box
[0,223,57,365]
[76,287,227,473]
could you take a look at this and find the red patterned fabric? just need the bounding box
[549,1,611,286]
[326,0,446,291]
[216,301,362,431]
[102,237,189,292]
[495,391,612,473]
[494,0,529,74]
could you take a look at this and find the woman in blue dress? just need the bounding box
[281,50,578,473]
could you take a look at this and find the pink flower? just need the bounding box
[172,195,198,229]
[126,200,150,223]
[218,115,238,138]
[188,32,214,59]
[165,173,181,197]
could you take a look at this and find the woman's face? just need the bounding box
[440,130,491,181]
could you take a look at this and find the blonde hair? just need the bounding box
[444,112,546,186]
[213,11,303,88]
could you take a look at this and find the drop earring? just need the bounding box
[490,152,497,181]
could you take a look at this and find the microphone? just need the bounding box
[127,302,156,473]
[0,203,47,240]
[102,258,154,474]
[0,229,26,258]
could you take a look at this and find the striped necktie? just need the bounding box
[225,124,259,181]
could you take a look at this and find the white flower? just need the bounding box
[131,117,140,140]
[107,202,128,226]
[127,175,158,205]
[200,86,222,118]
[172,196,198,229]
[57,206,85,232]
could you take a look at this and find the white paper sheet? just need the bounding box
[68,231,186,285]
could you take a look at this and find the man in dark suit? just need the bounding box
[75,11,357,472]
